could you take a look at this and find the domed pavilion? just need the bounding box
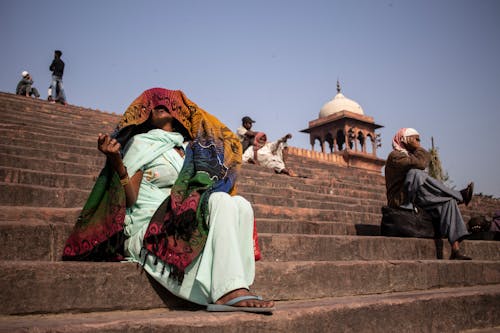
[300,81,385,172]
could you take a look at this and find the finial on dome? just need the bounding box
[337,79,341,94]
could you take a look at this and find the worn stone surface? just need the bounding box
[1,92,500,331]
[0,285,498,333]
[1,260,499,315]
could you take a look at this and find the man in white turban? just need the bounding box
[385,128,474,260]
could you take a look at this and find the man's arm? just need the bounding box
[389,147,430,171]
[244,129,257,138]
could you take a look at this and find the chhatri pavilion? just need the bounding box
[300,81,385,172]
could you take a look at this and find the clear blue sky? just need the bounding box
[1,0,499,197]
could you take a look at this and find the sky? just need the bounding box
[1,0,499,197]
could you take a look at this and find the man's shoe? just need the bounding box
[450,250,472,260]
[460,182,474,206]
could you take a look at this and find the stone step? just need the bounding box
[239,172,386,200]
[0,103,117,125]
[257,217,361,235]
[241,162,386,187]
[241,164,385,193]
[0,92,119,124]
[0,118,113,141]
[2,218,499,262]
[252,203,381,225]
[0,139,98,157]
[0,166,386,209]
[0,260,498,315]
[244,192,381,214]
[0,182,385,221]
[0,128,97,149]
[0,285,498,332]
[0,167,97,190]
[0,144,386,191]
[0,183,89,207]
[0,151,386,196]
[0,205,363,236]
[0,145,104,167]
[0,154,101,176]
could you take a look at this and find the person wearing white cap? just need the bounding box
[15,71,40,98]
[385,128,474,260]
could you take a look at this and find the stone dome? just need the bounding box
[319,91,364,118]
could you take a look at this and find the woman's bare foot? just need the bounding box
[215,288,274,308]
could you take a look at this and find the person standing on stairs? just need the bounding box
[49,50,67,104]
[384,128,474,260]
[62,88,274,313]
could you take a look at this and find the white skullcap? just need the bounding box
[404,128,419,137]
[21,71,29,77]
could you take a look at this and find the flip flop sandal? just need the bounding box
[206,295,274,313]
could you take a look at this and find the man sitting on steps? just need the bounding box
[384,128,474,260]
[242,132,299,177]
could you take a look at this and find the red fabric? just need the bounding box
[253,218,261,261]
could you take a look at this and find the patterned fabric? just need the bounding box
[62,163,126,260]
[63,88,243,274]
[253,132,267,150]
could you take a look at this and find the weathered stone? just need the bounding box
[1,92,499,331]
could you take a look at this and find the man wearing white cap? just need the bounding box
[385,128,474,260]
[16,71,40,98]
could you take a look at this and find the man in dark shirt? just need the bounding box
[384,128,474,260]
[49,50,66,104]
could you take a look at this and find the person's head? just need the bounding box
[54,50,62,58]
[254,132,267,148]
[404,134,421,152]
[241,116,255,130]
[150,105,174,129]
[392,128,420,153]
[147,105,190,140]
[21,71,29,78]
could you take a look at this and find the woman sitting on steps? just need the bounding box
[62,88,274,313]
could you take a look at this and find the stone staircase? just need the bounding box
[0,92,499,332]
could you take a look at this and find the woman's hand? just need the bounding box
[97,133,126,176]
[98,133,121,159]
[97,133,140,207]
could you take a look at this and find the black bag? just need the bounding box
[381,206,438,238]
[467,215,495,240]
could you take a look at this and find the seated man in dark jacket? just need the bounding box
[385,128,473,260]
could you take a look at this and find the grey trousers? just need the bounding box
[404,169,469,244]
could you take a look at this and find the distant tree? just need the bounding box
[428,136,450,183]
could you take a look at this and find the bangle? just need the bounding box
[118,166,128,179]
[120,176,130,186]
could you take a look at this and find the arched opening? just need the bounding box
[312,136,322,151]
[366,134,374,155]
[357,131,365,152]
[336,129,345,151]
[347,128,355,150]
[325,132,334,153]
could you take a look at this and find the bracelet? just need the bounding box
[120,176,130,186]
